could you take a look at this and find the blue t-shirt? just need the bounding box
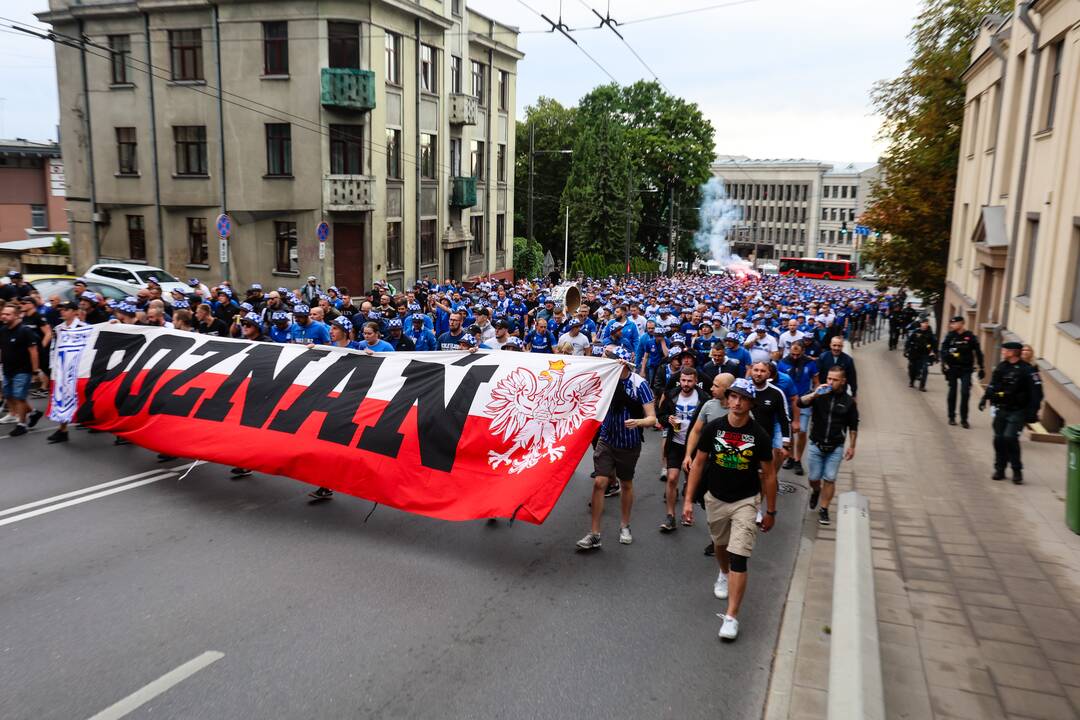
[361,339,395,352]
[600,374,654,449]
[290,321,331,345]
[525,330,557,353]
[636,335,662,368]
[269,323,296,343]
[437,330,465,351]
[778,356,818,395]
[409,328,438,351]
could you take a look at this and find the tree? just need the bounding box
[861,0,1010,322]
[514,98,577,257]
[512,236,544,280]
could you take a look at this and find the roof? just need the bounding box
[0,139,60,158]
[0,238,57,252]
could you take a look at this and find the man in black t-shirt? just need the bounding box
[1,301,46,436]
[195,303,229,336]
[684,377,777,642]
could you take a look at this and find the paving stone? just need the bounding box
[1041,639,1080,666]
[942,543,988,557]
[1000,578,1066,609]
[1050,660,1080,688]
[879,620,919,648]
[949,555,994,569]
[967,605,1026,627]
[970,618,1040,646]
[921,638,988,670]
[977,640,1052,668]
[910,605,968,627]
[959,590,1017,611]
[907,579,957,595]
[927,685,1006,719]
[924,658,996,695]
[788,685,827,720]
[905,567,953,583]
[950,564,1000,581]
[881,639,927,670]
[986,660,1066,694]
[905,556,949,570]
[916,619,978,647]
[1015,604,1080,644]
[955,576,1007,594]
[882,663,934,719]
[997,686,1079,720]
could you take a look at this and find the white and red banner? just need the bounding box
[74,325,624,523]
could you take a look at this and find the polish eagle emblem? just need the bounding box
[484,359,604,474]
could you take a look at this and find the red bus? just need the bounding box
[778,257,857,280]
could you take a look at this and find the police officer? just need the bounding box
[940,316,985,428]
[979,341,1034,484]
[904,317,936,391]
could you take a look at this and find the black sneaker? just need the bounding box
[113,437,130,446]
[793,460,805,476]
[659,514,677,533]
[46,429,68,444]
[961,420,970,429]
[818,507,830,526]
[230,467,253,478]
[704,542,715,556]
[27,410,43,428]
[9,424,28,437]
[992,468,1006,480]
[308,487,334,500]
[782,457,795,470]
[604,480,621,498]
[157,454,176,462]
[1012,471,1023,485]
[948,418,957,426]
[809,488,820,509]
[919,386,927,392]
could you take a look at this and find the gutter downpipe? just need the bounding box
[1002,1,1040,333]
[213,4,229,283]
[415,18,422,286]
[145,13,166,270]
[77,19,100,264]
[985,30,1007,207]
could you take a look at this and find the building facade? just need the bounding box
[945,1,1080,429]
[37,0,520,293]
[0,140,68,244]
[710,157,878,262]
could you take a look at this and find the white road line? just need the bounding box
[86,651,225,720]
[0,473,176,528]
[0,467,183,519]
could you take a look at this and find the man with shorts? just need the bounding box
[577,347,656,550]
[1,301,46,436]
[656,367,708,533]
[683,378,777,641]
[797,366,859,525]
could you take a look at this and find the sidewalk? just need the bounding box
[772,338,1080,720]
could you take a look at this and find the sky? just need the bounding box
[1,0,923,163]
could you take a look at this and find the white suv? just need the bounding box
[84,263,189,297]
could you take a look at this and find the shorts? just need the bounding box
[798,406,811,431]
[2,372,31,401]
[807,442,844,483]
[704,491,760,557]
[593,440,642,482]
[772,423,783,450]
[664,439,687,470]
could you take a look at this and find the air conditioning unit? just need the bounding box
[92,211,110,225]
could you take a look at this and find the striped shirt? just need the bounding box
[599,373,654,449]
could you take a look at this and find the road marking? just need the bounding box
[86,651,225,720]
[0,473,176,528]
[0,467,183,519]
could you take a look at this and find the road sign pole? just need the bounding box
[215,213,232,284]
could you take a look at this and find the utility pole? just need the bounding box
[667,184,676,275]
[527,122,535,244]
[624,173,633,274]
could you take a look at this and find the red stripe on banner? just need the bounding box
[76,370,598,524]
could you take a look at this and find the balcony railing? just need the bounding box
[449,93,479,125]
[323,174,375,211]
[450,176,477,208]
[320,68,376,112]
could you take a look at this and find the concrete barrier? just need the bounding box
[827,491,885,720]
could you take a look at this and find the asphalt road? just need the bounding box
[0,406,805,720]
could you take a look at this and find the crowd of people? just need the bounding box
[3,266,904,642]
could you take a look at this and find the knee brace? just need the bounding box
[729,553,749,573]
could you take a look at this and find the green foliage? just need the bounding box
[50,235,70,255]
[862,0,1010,319]
[514,98,577,258]
[629,257,658,274]
[512,236,544,280]
[571,252,610,278]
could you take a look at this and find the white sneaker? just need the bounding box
[713,572,729,599]
[619,526,633,545]
[719,615,739,641]
[0,414,17,424]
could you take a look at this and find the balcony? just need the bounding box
[449,93,479,125]
[323,174,375,211]
[450,176,477,208]
[320,68,376,112]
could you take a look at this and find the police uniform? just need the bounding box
[904,323,936,390]
[980,342,1034,483]
[940,318,985,426]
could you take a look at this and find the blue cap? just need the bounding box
[504,336,523,349]
[611,347,634,363]
[386,318,403,329]
[188,278,200,287]
[81,291,99,303]
[727,377,757,400]
[293,304,310,315]
[332,317,353,333]
[241,312,261,325]
[250,283,263,291]
[173,298,190,309]
[271,310,289,322]
[240,302,254,312]
[460,334,479,347]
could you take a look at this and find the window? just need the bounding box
[450,55,462,94]
[470,215,484,256]
[420,219,437,266]
[968,96,981,156]
[821,207,828,221]
[263,21,288,75]
[265,123,292,176]
[169,30,203,81]
[1020,216,1038,297]
[30,205,46,229]
[841,185,848,199]
[329,22,359,69]
[275,221,298,273]
[496,144,506,183]
[450,138,462,176]
[116,127,138,175]
[420,44,436,92]
[496,213,505,252]
[384,32,400,83]
[1043,39,1064,131]
[1070,224,1080,324]
[498,70,509,111]
[851,185,858,200]
[472,60,485,104]
[188,217,208,265]
[127,215,146,260]
[109,35,131,84]
[471,140,484,180]
[330,125,363,174]
[174,125,207,175]
[452,0,462,16]
[387,221,403,270]
[420,134,437,179]
[386,128,401,179]
[830,208,837,221]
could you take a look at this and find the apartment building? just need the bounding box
[945,1,1080,428]
[710,157,879,262]
[37,0,521,293]
[0,139,68,243]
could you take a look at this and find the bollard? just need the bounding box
[827,491,885,720]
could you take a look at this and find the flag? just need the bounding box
[74,325,625,523]
[48,319,95,424]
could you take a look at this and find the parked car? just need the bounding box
[23,274,131,303]
[83,263,188,296]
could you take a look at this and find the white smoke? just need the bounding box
[694,177,757,276]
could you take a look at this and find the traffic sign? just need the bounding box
[216,213,232,238]
[318,241,326,260]
[316,221,330,242]
[219,236,228,263]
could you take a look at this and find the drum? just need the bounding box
[550,283,581,312]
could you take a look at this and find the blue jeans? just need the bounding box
[2,372,31,401]
[806,443,844,483]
